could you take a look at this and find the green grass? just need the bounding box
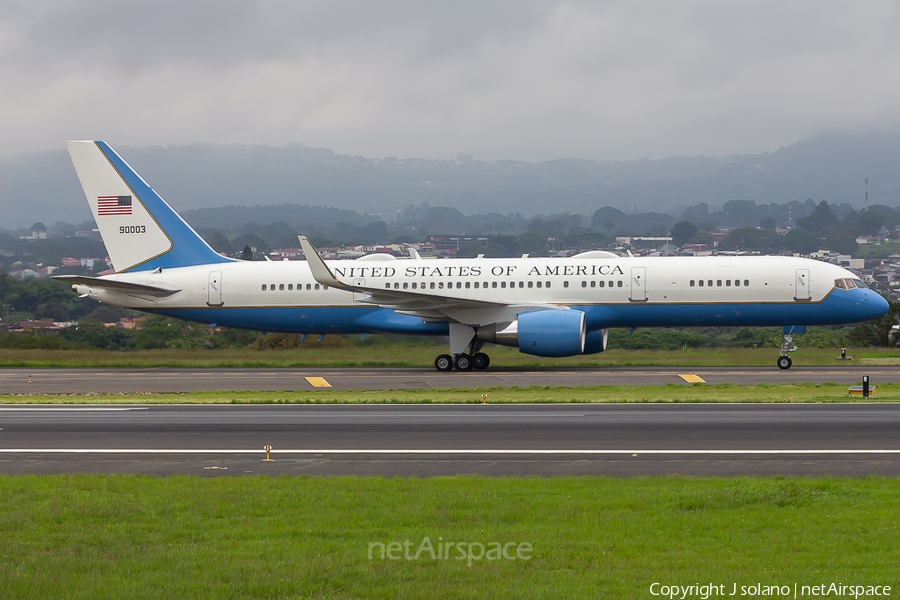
[0,475,897,599]
[1,346,900,368]
[2,382,898,404]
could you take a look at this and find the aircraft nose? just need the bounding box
[865,291,890,319]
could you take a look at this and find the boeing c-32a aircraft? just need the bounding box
[56,140,889,372]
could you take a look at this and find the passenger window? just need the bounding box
[726,280,731,287]
[699,280,704,287]
[536,281,542,288]
[412,283,417,289]
[617,281,623,288]
[288,284,293,291]
[519,282,524,288]
[466,282,471,289]
[690,280,695,287]
[385,283,390,289]
[744,280,749,286]
[261,284,267,291]
[306,284,311,290]
[492,282,497,289]
[439,282,444,289]
[590,281,595,288]
[717,280,722,287]
[473,282,479,289]
[563,281,569,288]
[708,280,713,287]
[546,282,551,288]
[271,283,276,290]
[457,282,462,289]
[609,281,613,288]
[279,284,284,291]
[582,281,587,288]
[501,282,506,289]
[403,282,408,289]
[323,286,328,290]
[734,280,740,287]
[315,284,320,290]
[528,281,533,288]
[599,281,605,288]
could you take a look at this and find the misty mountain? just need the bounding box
[1,131,896,229]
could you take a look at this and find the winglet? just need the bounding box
[298,235,352,291]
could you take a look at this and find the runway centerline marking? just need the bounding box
[1,449,900,455]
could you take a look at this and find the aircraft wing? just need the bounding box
[298,236,561,325]
[52,275,181,297]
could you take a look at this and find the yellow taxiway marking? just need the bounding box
[305,377,332,388]
[679,373,706,383]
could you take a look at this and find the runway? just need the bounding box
[0,365,894,394]
[2,403,900,476]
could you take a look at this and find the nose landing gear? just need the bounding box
[777,331,799,370]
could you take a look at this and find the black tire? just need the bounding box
[434,354,453,372]
[777,356,792,370]
[454,354,474,371]
[473,352,490,370]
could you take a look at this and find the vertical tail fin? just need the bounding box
[65,140,232,273]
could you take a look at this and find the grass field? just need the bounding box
[1,382,897,404]
[1,345,900,368]
[0,475,896,599]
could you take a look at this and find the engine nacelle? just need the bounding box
[477,309,586,357]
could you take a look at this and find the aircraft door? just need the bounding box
[207,271,223,306]
[630,267,647,302]
[352,278,367,302]
[794,268,810,301]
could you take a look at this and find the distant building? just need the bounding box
[270,248,304,259]
[119,317,145,330]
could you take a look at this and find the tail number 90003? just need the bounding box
[119,225,146,234]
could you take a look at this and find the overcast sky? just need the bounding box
[2,0,900,162]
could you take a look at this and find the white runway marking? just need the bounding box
[0,407,148,411]
[0,449,899,455]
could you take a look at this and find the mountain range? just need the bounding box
[1,130,896,229]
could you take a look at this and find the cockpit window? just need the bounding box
[835,278,868,290]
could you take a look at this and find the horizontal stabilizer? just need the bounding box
[52,275,181,297]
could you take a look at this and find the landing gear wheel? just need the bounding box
[472,352,490,370]
[777,356,792,370]
[454,353,474,371]
[434,354,453,372]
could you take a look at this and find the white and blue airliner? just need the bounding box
[55,141,889,371]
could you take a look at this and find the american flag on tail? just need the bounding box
[97,195,132,216]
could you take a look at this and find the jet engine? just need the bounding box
[477,309,590,357]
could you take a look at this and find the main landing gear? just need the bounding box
[434,352,490,372]
[777,332,798,370]
[434,323,492,372]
